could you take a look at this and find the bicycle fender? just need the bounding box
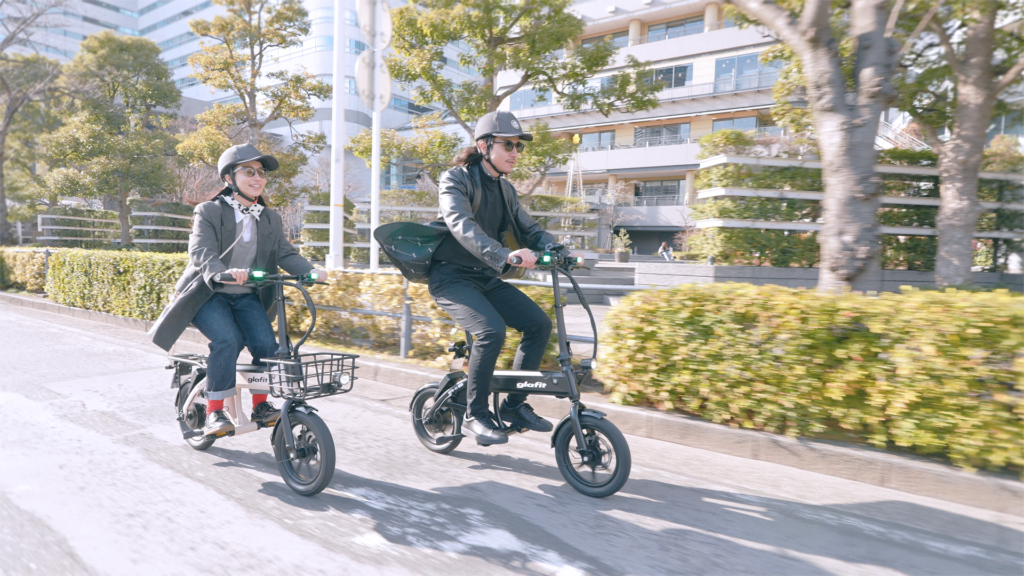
[409,382,440,411]
[550,409,606,448]
[269,404,315,446]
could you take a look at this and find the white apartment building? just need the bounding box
[495,0,784,254]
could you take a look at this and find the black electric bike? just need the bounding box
[167,270,358,496]
[409,250,631,498]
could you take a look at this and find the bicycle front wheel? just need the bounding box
[554,415,631,498]
[273,410,335,496]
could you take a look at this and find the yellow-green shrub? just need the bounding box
[46,249,187,319]
[0,248,50,291]
[598,283,1024,473]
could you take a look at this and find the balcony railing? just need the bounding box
[578,128,785,152]
[515,71,780,119]
[634,21,735,45]
[625,195,684,207]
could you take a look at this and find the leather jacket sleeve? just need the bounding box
[506,185,557,251]
[437,167,512,272]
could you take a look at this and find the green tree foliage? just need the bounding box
[372,0,657,193]
[177,0,332,208]
[43,32,180,246]
[892,0,1024,286]
[0,55,62,240]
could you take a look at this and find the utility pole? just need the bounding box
[325,0,347,269]
[356,0,392,270]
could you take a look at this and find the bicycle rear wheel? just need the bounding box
[273,410,335,496]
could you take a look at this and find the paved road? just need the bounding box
[1,303,1022,575]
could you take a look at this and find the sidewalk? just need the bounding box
[2,289,1020,515]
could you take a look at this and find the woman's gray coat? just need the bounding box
[148,195,313,351]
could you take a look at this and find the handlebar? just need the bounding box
[212,269,327,285]
[509,250,586,270]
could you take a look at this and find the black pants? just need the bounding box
[428,262,552,419]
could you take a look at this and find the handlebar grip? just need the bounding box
[509,256,523,265]
[212,271,236,283]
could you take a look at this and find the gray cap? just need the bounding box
[217,143,280,177]
[474,111,533,142]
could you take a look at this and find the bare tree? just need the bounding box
[727,0,900,291]
[0,0,68,57]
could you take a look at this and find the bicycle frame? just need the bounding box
[422,252,598,451]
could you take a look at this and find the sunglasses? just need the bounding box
[493,139,526,153]
[233,166,269,178]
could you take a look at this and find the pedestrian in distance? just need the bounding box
[658,241,673,261]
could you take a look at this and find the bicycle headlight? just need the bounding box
[332,372,351,386]
[581,358,597,371]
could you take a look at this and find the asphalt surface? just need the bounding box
[1,303,1022,575]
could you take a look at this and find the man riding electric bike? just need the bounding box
[428,110,573,445]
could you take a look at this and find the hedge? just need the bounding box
[39,249,557,369]
[597,283,1024,473]
[0,248,49,291]
[46,249,188,320]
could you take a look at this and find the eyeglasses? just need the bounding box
[233,166,269,179]
[493,140,526,153]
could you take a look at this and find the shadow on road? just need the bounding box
[207,445,1022,575]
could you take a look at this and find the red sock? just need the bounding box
[252,394,267,408]
[207,399,224,414]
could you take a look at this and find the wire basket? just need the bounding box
[263,353,358,400]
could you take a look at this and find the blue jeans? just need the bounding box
[191,292,277,401]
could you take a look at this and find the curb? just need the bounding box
[2,291,1021,515]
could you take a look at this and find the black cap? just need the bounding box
[217,144,280,177]
[474,111,533,142]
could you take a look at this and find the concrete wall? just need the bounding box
[636,263,1024,293]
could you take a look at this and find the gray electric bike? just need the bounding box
[167,270,358,496]
[409,249,631,498]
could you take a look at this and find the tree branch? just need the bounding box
[898,1,939,59]
[885,0,905,37]
[929,19,964,77]
[994,57,1024,96]
[728,0,806,50]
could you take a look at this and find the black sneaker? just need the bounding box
[204,410,234,436]
[463,414,508,445]
[251,401,279,424]
[499,401,553,432]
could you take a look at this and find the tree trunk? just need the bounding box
[119,188,132,246]
[932,8,999,287]
[0,139,9,245]
[813,110,883,292]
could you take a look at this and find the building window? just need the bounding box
[634,123,690,146]
[345,10,358,25]
[647,16,704,42]
[346,39,367,54]
[714,53,784,92]
[712,117,758,132]
[579,131,615,151]
[635,180,682,198]
[647,64,692,89]
[510,87,552,110]
[391,97,432,115]
[581,31,629,49]
[345,78,357,95]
